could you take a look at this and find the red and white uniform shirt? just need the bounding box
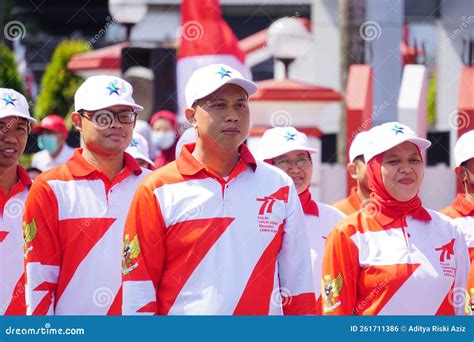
[322,209,469,315]
[332,187,363,216]
[303,202,344,314]
[441,194,474,263]
[122,144,316,315]
[0,166,31,315]
[23,149,149,315]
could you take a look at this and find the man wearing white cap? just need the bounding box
[0,88,36,315]
[441,130,474,263]
[126,132,155,170]
[23,75,150,315]
[332,131,371,215]
[122,64,316,315]
[257,126,344,314]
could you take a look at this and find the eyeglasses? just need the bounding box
[79,109,137,127]
[273,157,312,169]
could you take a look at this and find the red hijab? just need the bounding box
[366,150,431,228]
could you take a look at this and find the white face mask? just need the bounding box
[152,131,176,150]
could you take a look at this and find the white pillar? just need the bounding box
[365,0,404,124]
[398,64,428,138]
[286,0,341,90]
[436,0,474,166]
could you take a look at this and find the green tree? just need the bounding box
[0,43,24,93]
[426,72,436,127]
[34,39,91,120]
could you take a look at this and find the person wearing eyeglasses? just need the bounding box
[22,75,150,315]
[0,88,36,315]
[257,126,345,314]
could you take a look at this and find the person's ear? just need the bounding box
[71,112,83,133]
[185,107,197,128]
[455,166,466,184]
[347,162,357,180]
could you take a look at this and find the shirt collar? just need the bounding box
[348,187,363,211]
[451,193,474,217]
[67,148,142,178]
[17,165,32,188]
[177,143,257,177]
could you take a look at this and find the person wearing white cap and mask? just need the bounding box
[257,126,344,314]
[23,75,151,315]
[322,122,469,315]
[441,130,474,264]
[333,131,371,215]
[122,64,316,315]
[0,88,36,315]
[126,132,155,170]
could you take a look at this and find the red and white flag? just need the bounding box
[177,0,251,122]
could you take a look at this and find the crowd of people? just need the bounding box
[0,63,472,316]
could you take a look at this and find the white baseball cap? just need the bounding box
[175,127,196,159]
[454,130,474,167]
[185,64,258,108]
[364,122,431,163]
[349,131,370,163]
[257,126,318,161]
[74,75,143,112]
[126,132,155,167]
[0,88,36,123]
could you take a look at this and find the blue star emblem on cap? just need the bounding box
[106,82,121,96]
[217,67,232,79]
[130,138,138,147]
[284,131,296,141]
[392,124,404,135]
[2,94,16,107]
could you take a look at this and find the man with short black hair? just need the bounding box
[23,75,150,315]
[0,88,36,315]
[122,64,316,315]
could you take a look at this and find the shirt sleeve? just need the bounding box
[321,224,360,315]
[122,182,166,315]
[277,183,317,315]
[23,177,61,315]
[453,224,469,316]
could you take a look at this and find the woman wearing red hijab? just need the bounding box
[322,122,469,315]
[150,110,178,168]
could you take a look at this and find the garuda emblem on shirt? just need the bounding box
[322,273,343,313]
[22,219,37,258]
[122,234,141,275]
